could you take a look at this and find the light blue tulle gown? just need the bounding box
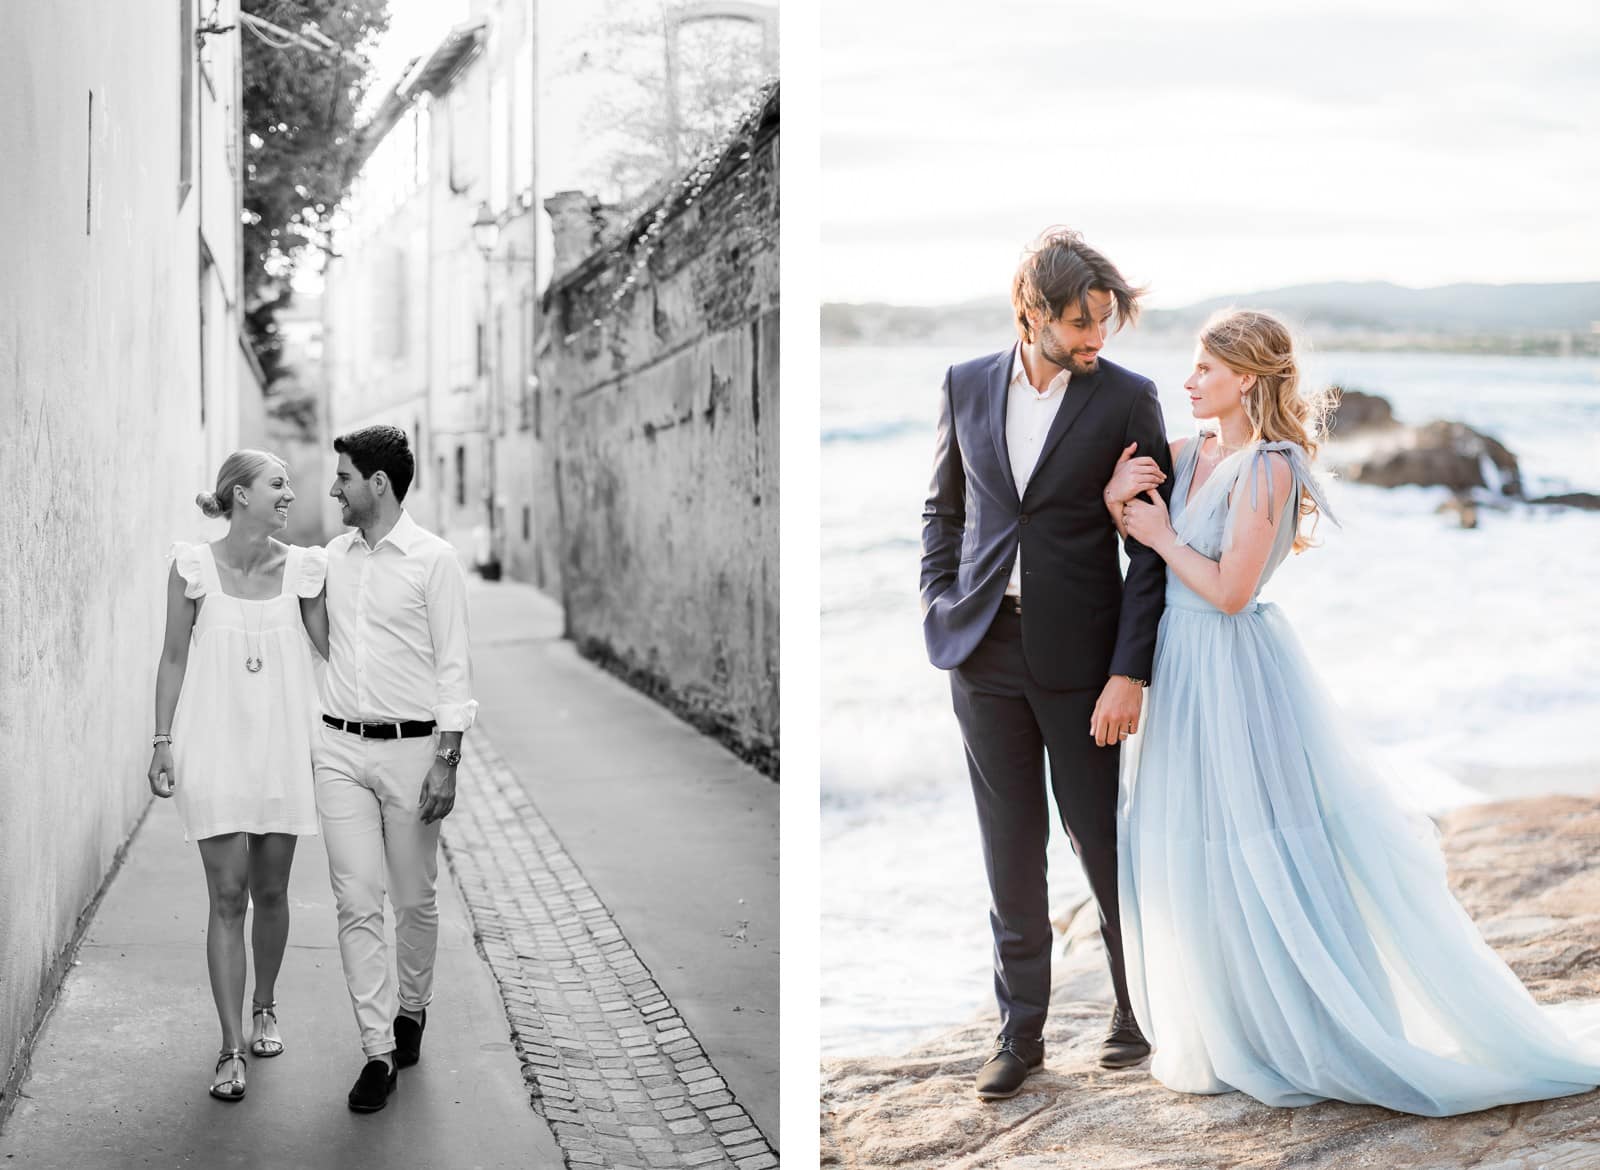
[1118,436,1600,1116]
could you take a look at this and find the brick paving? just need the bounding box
[441,733,779,1170]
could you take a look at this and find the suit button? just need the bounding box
[1018,513,1030,525]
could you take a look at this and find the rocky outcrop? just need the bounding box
[1326,413,1522,496]
[820,796,1600,1169]
[1530,493,1600,512]
[1326,386,1400,435]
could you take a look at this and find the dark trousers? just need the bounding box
[949,605,1131,1040]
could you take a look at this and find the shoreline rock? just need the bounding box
[1530,492,1600,512]
[1323,385,1523,498]
[821,796,1600,1169]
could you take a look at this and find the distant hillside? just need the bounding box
[823,282,1600,354]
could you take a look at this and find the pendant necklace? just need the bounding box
[245,601,265,673]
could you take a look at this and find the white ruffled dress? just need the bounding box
[167,541,326,841]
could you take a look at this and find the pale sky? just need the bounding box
[822,0,1600,308]
[364,0,635,199]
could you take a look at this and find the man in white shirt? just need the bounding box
[920,229,1172,1100]
[316,424,478,1113]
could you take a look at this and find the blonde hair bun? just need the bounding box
[200,450,287,520]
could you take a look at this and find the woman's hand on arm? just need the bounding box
[1103,443,1166,537]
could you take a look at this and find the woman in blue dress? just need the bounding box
[1103,309,1600,1116]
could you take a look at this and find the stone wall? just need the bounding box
[534,87,778,772]
[0,2,247,1110]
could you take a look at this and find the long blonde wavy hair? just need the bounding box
[1199,309,1332,553]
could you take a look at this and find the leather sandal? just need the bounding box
[209,1047,248,1101]
[250,1000,284,1058]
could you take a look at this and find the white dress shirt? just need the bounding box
[323,510,479,731]
[1005,345,1071,597]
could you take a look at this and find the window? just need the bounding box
[495,305,505,431]
[519,289,534,432]
[522,505,530,542]
[374,247,408,360]
[512,43,533,198]
[488,73,508,212]
[178,0,194,206]
[198,247,211,425]
[455,446,466,508]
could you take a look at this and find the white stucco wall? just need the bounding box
[0,1,247,1101]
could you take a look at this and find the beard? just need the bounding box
[1039,331,1100,376]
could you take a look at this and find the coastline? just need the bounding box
[821,794,1600,1169]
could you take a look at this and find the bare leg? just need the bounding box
[247,833,297,1004]
[198,834,250,1093]
[247,833,297,1054]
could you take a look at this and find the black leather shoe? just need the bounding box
[394,1010,427,1069]
[348,1058,398,1112]
[975,1035,1045,1101]
[1099,1007,1150,1069]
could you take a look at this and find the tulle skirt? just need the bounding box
[1118,598,1600,1115]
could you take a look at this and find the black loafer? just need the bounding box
[975,1035,1045,1100]
[394,1010,427,1069]
[1100,1007,1151,1069]
[348,1058,398,1112]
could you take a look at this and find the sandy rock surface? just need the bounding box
[821,797,1600,1169]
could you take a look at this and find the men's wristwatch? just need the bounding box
[1121,675,1149,688]
[436,747,462,768]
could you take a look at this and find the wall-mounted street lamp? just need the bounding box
[472,201,537,266]
[471,200,500,257]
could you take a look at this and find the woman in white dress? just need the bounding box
[1103,309,1600,1116]
[146,450,328,1101]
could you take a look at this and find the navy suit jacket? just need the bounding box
[920,346,1174,690]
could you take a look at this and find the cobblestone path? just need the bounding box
[442,734,779,1170]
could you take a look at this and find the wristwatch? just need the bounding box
[1121,676,1148,688]
[436,747,462,768]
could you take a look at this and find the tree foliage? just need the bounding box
[241,0,389,384]
[565,1,776,203]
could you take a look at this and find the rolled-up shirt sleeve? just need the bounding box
[425,550,479,731]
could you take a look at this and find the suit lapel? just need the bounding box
[987,347,1020,502]
[1023,364,1104,501]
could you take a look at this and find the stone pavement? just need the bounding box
[444,735,775,1168]
[0,800,565,1169]
[448,577,780,1166]
[0,577,779,1169]
[460,578,780,1148]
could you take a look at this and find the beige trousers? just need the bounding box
[313,723,441,1058]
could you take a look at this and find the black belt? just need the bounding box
[322,715,436,740]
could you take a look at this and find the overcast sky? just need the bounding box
[822,0,1599,308]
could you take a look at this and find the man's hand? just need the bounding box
[1089,676,1145,748]
[417,758,457,824]
[1104,444,1166,507]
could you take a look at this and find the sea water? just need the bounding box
[821,342,1600,1057]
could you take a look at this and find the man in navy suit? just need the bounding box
[921,228,1174,1099]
